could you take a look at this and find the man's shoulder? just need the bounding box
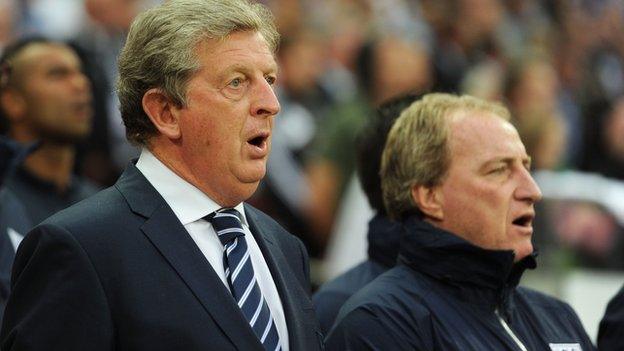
[313,261,389,334]
[326,265,434,350]
[41,185,130,233]
[338,265,432,321]
[22,182,158,270]
[514,286,574,312]
[514,286,595,348]
[315,261,385,303]
[513,286,589,332]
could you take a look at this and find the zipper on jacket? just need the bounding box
[495,309,528,351]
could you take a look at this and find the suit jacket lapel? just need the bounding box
[245,205,315,351]
[115,164,263,351]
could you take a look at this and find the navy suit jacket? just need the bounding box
[0,164,323,350]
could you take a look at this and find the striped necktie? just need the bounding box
[208,208,282,351]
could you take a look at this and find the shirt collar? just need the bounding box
[135,148,248,226]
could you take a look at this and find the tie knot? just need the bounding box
[208,208,245,246]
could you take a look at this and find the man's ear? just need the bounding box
[142,88,181,140]
[0,89,26,122]
[411,184,444,221]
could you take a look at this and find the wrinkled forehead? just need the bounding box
[447,110,526,160]
[193,31,278,70]
[193,29,278,57]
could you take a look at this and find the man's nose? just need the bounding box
[516,168,543,203]
[72,71,91,93]
[250,78,280,117]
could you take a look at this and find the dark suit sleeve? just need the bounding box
[0,224,114,350]
[599,285,624,351]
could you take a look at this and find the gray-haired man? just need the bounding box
[1,1,322,350]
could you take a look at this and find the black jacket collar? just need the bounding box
[398,216,537,309]
[367,214,402,268]
[0,137,38,186]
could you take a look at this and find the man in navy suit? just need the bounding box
[0,0,323,350]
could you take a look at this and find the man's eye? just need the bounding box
[229,78,243,88]
[48,68,70,78]
[265,76,276,85]
[490,166,506,174]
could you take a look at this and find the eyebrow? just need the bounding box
[222,62,278,76]
[46,65,72,73]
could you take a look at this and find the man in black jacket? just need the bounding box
[326,93,595,350]
[598,286,624,350]
[313,94,417,334]
[0,137,33,323]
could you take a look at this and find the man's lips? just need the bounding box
[71,100,93,119]
[512,212,535,234]
[246,131,270,158]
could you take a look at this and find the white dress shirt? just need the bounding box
[136,149,289,350]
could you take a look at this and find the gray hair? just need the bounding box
[381,93,511,220]
[117,0,279,145]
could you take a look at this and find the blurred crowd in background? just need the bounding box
[2,0,624,281]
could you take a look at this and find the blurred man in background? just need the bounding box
[326,93,595,350]
[306,37,430,251]
[312,94,416,334]
[0,37,97,226]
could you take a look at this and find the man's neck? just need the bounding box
[23,142,75,193]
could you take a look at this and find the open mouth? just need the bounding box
[246,132,270,157]
[512,214,533,228]
[247,135,266,148]
[72,101,93,117]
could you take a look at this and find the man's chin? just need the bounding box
[40,130,91,145]
[238,163,267,183]
[513,243,534,263]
